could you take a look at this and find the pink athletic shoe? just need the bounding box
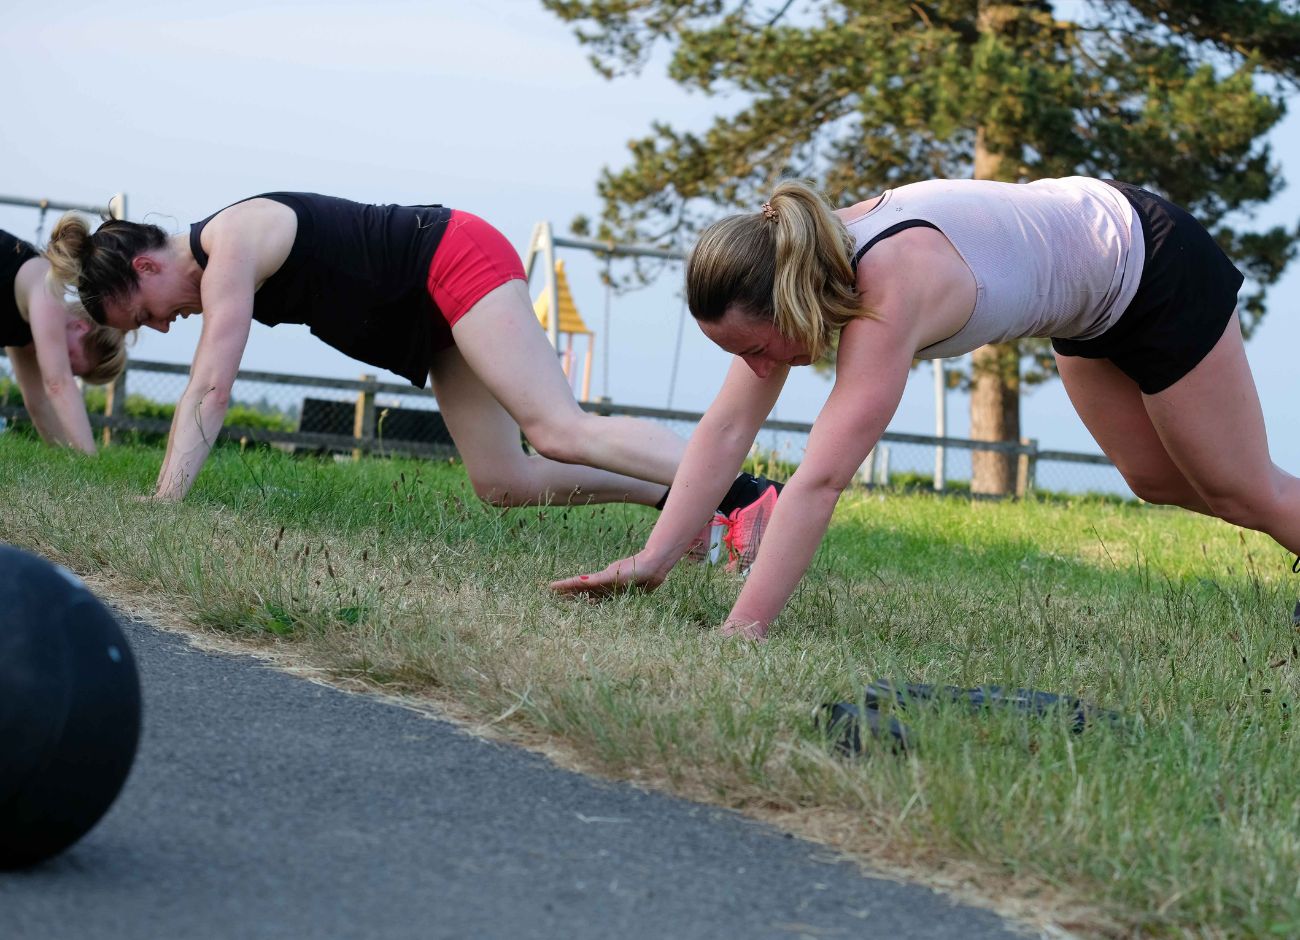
[722,482,780,574]
[684,512,729,565]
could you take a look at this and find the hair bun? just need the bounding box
[44,213,93,291]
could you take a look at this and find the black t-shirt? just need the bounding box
[189,193,451,387]
[0,229,40,348]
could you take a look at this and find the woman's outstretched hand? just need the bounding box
[720,618,770,642]
[550,553,668,598]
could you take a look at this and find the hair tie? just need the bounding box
[761,202,778,222]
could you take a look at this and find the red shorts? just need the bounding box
[426,210,526,346]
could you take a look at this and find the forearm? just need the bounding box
[44,381,97,454]
[19,391,64,446]
[155,380,231,500]
[727,476,843,631]
[155,399,187,486]
[8,347,75,449]
[641,416,755,570]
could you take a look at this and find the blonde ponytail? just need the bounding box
[686,179,864,361]
[767,180,861,359]
[44,213,93,298]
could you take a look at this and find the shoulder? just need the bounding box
[834,195,884,222]
[11,254,52,313]
[855,225,964,303]
[200,198,299,277]
[850,225,977,353]
[204,197,298,238]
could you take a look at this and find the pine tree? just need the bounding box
[545,0,1299,494]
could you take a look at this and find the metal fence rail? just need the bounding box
[0,356,1126,497]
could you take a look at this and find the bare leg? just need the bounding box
[430,345,667,507]
[449,280,687,485]
[1055,352,1210,512]
[1141,314,1300,554]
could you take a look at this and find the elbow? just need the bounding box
[714,422,752,453]
[43,376,74,399]
[699,410,757,452]
[206,385,233,410]
[190,377,234,410]
[790,468,854,504]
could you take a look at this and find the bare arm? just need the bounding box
[721,316,914,638]
[722,228,977,639]
[152,198,296,499]
[23,274,97,454]
[153,243,257,500]
[5,343,69,446]
[551,356,788,594]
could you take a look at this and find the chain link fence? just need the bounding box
[741,424,1129,499]
[0,356,1130,499]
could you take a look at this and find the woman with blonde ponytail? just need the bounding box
[1,226,125,454]
[554,175,1300,638]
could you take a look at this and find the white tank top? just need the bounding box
[842,176,1145,358]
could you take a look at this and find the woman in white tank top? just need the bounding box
[554,177,1299,640]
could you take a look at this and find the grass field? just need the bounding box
[2,433,1297,937]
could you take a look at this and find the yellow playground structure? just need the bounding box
[532,259,595,401]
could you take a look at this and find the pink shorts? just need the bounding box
[426,211,526,344]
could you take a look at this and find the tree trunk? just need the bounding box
[969,10,1022,496]
[969,340,1021,495]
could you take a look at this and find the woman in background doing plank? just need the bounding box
[2,228,125,454]
[44,195,778,558]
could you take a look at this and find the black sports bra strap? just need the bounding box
[850,219,939,272]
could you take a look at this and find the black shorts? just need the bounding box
[1051,180,1244,395]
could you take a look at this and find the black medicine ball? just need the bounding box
[0,545,141,869]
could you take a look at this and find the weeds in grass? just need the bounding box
[2,435,1298,936]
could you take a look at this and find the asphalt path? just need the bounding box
[2,614,1028,939]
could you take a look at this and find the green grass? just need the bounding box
[2,433,1297,937]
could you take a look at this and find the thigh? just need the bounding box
[1055,351,1195,499]
[428,345,530,473]
[1142,312,1275,494]
[449,280,588,430]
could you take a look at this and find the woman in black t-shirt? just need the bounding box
[44,196,777,536]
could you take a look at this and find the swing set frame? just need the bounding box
[0,193,128,243]
[522,222,685,404]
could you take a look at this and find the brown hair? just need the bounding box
[45,213,169,325]
[686,179,864,360]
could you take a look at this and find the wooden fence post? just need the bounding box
[1016,437,1039,498]
[353,373,376,461]
[102,363,127,448]
[858,446,877,486]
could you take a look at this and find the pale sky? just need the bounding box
[2,0,1296,478]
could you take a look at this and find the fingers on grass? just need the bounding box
[720,620,768,642]
[549,577,610,601]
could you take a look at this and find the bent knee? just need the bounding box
[520,412,595,465]
[1200,485,1284,532]
[466,467,536,508]
[1121,470,1198,508]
